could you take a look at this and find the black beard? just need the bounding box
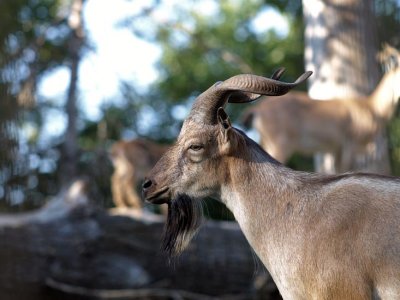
[162,194,203,258]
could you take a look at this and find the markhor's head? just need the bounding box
[142,69,312,257]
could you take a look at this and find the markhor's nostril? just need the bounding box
[142,178,153,190]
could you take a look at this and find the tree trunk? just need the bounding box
[302,0,390,174]
[62,0,85,185]
[0,180,280,300]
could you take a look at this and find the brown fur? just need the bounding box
[143,71,400,299]
[242,49,400,173]
[109,139,168,209]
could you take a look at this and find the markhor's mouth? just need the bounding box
[145,187,170,204]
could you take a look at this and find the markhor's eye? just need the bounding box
[189,144,203,151]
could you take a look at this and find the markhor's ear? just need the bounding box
[217,108,232,153]
[217,107,231,130]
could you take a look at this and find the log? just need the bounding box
[0,180,280,299]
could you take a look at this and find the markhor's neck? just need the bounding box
[220,130,310,234]
[220,151,304,227]
[219,158,308,274]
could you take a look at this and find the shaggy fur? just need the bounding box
[162,194,203,257]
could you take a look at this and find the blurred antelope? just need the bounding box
[109,139,168,209]
[242,45,400,173]
[143,70,400,299]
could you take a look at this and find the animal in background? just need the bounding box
[143,70,400,299]
[242,45,400,173]
[109,139,168,209]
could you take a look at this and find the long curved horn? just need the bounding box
[189,70,312,124]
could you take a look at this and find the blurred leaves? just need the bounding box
[374,0,400,46]
[153,0,305,106]
[0,0,82,210]
[389,105,400,176]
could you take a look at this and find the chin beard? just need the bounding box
[162,194,203,258]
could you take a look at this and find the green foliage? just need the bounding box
[389,105,400,176]
[375,0,400,46]
[153,0,305,109]
[0,0,69,86]
[376,0,400,175]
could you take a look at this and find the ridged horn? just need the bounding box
[189,69,312,124]
[270,67,286,80]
